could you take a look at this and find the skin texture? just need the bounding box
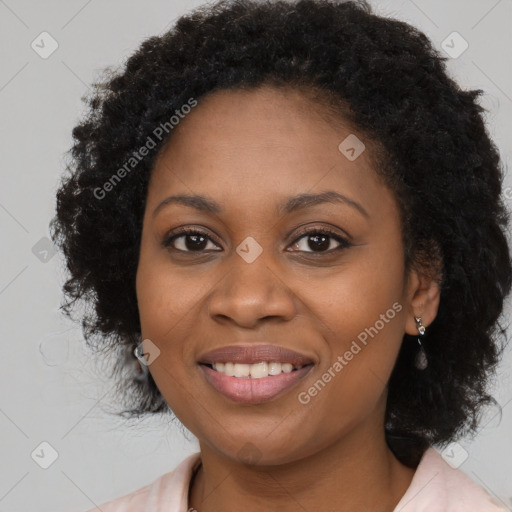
[135,85,441,512]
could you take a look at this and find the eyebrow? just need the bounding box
[152,190,369,219]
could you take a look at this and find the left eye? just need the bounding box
[289,229,350,253]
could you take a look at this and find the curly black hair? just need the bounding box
[49,0,512,467]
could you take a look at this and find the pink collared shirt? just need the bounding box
[86,447,507,511]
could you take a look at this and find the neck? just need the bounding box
[188,415,416,512]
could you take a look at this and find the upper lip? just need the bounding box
[198,344,314,366]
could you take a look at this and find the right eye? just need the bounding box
[162,228,222,252]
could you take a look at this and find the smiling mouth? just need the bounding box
[202,361,312,379]
[199,361,314,404]
[197,344,315,403]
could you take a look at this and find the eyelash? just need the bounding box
[162,226,352,255]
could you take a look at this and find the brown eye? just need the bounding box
[162,228,221,252]
[289,228,351,253]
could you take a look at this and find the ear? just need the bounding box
[404,267,441,335]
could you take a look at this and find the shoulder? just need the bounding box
[393,447,507,512]
[85,452,201,512]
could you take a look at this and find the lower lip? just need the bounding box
[199,364,313,404]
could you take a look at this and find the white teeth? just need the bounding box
[224,362,235,376]
[282,363,294,373]
[233,363,250,377]
[250,362,268,378]
[211,361,305,378]
[268,362,282,375]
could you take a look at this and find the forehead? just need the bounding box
[147,85,392,220]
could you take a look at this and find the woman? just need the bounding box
[50,0,511,510]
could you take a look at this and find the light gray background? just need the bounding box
[0,1,511,511]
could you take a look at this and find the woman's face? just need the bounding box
[136,85,425,464]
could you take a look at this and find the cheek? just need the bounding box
[301,244,405,340]
[135,251,217,398]
[136,253,203,343]
[135,269,195,413]
[295,245,406,403]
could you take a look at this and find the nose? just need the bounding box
[207,252,297,329]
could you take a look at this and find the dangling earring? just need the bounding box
[134,343,146,364]
[414,317,428,370]
[133,342,149,377]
